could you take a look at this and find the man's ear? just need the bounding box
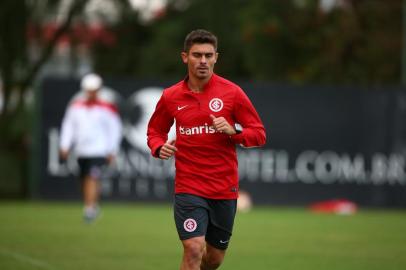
[181,52,188,64]
[214,52,219,63]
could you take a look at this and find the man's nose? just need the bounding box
[200,56,207,63]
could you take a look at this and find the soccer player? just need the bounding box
[59,73,122,223]
[147,29,266,269]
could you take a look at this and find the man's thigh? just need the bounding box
[174,193,210,240]
[77,157,106,179]
[205,198,237,250]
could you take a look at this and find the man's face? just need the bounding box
[86,90,98,101]
[181,43,218,80]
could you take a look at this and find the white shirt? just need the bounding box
[60,95,122,158]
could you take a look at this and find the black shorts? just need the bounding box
[77,157,107,180]
[174,193,237,250]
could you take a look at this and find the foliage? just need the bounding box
[0,0,90,197]
[93,0,402,85]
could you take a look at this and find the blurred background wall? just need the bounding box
[0,0,405,206]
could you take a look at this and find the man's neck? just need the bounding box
[187,74,211,93]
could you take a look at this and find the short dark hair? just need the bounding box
[183,29,218,52]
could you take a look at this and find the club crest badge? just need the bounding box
[209,98,223,112]
[183,218,197,232]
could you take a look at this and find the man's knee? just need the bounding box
[201,259,222,270]
[201,244,226,270]
[182,237,206,261]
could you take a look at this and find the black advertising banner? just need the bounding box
[39,77,406,207]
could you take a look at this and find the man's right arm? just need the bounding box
[59,107,75,160]
[157,140,177,160]
[147,92,175,158]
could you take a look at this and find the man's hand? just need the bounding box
[60,149,69,161]
[159,140,177,160]
[106,154,115,165]
[210,114,236,135]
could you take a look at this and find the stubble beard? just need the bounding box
[195,67,211,80]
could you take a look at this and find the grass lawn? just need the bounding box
[0,202,405,270]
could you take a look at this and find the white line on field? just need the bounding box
[0,248,56,270]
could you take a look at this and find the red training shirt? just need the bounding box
[147,74,266,199]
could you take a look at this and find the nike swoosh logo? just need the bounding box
[219,240,229,244]
[177,105,188,110]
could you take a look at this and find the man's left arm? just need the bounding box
[105,108,122,162]
[229,88,266,147]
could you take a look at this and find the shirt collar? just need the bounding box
[182,73,216,93]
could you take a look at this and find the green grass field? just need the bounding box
[0,202,405,270]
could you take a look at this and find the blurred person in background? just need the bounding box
[59,73,122,223]
[147,29,266,270]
